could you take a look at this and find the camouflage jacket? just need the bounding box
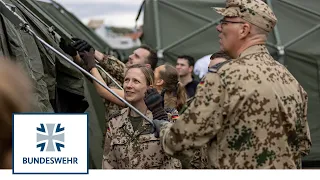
[98,55,126,85]
[98,55,125,119]
[160,45,312,169]
[97,55,126,145]
[102,108,181,169]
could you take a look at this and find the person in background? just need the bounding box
[153,64,187,114]
[194,54,211,79]
[194,51,231,80]
[208,51,231,68]
[175,55,199,98]
[0,59,33,169]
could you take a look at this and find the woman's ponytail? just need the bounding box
[176,82,187,111]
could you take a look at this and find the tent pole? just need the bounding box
[153,0,161,50]
[15,0,123,90]
[266,42,277,50]
[266,0,285,64]
[160,0,213,23]
[134,0,145,29]
[48,1,124,89]
[48,0,104,51]
[284,24,320,48]
[33,32,153,125]
[161,19,221,52]
[278,0,320,18]
[0,0,154,127]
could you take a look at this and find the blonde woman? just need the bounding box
[102,64,181,169]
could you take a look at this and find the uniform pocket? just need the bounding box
[110,137,129,165]
[111,137,128,145]
[138,134,160,143]
[137,134,165,168]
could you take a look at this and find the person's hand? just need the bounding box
[71,37,94,52]
[59,38,77,56]
[152,119,167,138]
[144,88,168,121]
[144,88,163,111]
[78,48,96,71]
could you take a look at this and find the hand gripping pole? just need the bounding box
[0,0,154,128]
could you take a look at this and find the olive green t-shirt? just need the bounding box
[129,115,143,132]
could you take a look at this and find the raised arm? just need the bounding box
[80,49,125,107]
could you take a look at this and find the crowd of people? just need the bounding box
[0,0,311,169]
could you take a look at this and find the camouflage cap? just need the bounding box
[214,0,277,32]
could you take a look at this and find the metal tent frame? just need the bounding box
[139,0,320,167]
[138,0,320,64]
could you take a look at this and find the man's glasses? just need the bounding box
[219,19,245,25]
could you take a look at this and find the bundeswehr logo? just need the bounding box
[13,114,88,174]
[36,123,65,152]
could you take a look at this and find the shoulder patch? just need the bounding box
[198,79,205,86]
[171,114,179,121]
[208,60,231,73]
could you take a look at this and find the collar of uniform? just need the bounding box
[238,44,269,58]
[132,109,154,137]
[113,108,131,134]
[117,107,154,135]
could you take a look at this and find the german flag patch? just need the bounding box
[171,114,179,120]
[199,80,205,86]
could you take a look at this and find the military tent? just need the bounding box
[34,0,135,61]
[0,0,113,169]
[141,0,320,167]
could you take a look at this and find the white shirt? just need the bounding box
[194,55,211,79]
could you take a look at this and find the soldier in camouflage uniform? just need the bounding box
[102,64,181,169]
[95,54,125,134]
[93,44,159,119]
[189,51,231,169]
[69,39,158,120]
[153,0,312,169]
[60,39,159,146]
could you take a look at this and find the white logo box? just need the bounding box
[12,113,88,174]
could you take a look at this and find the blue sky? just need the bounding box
[53,0,144,28]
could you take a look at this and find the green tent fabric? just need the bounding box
[0,0,107,169]
[26,0,106,169]
[0,0,55,112]
[142,0,320,166]
[27,0,107,168]
[33,0,133,61]
[9,0,86,99]
[35,0,110,53]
